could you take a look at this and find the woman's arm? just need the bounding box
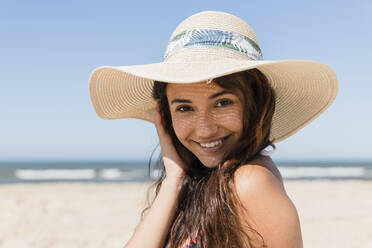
[233,157,303,248]
[124,177,183,248]
[125,103,186,248]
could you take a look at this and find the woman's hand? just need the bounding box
[154,103,186,182]
[124,107,186,247]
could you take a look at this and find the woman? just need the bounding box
[88,11,338,248]
[147,69,296,248]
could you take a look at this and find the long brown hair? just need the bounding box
[142,68,276,247]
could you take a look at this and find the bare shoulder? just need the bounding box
[234,155,285,195]
[233,156,303,248]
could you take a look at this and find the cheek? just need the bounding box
[215,108,243,132]
[171,114,195,142]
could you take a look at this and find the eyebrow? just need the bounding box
[170,90,234,104]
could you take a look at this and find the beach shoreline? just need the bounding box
[0,180,371,248]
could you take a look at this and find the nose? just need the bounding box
[194,111,218,139]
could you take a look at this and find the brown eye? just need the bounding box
[176,105,193,112]
[216,99,233,107]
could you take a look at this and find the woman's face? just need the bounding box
[166,81,244,168]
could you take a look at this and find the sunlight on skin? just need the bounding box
[166,81,244,168]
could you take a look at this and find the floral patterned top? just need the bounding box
[182,230,203,248]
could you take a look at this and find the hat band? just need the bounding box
[164,29,263,61]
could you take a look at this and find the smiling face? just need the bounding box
[166,81,244,168]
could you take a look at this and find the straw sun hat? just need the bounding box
[88,10,338,143]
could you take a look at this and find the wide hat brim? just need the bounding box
[88,57,338,143]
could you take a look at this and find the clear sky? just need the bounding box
[0,0,371,162]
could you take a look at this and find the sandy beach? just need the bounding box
[0,180,371,248]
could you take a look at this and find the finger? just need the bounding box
[154,102,173,146]
[154,103,167,137]
[154,102,161,128]
[153,103,185,172]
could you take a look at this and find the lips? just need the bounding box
[196,135,231,153]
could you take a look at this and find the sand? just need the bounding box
[0,180,371,248]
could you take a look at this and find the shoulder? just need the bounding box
[234,155,284,194]
[233,156,303,247]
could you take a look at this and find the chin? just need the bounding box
[198,156,222,168]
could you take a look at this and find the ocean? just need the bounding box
[0,161,371,184]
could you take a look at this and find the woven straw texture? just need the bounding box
[88,10,338,143]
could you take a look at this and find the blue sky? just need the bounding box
[0,0,371,162]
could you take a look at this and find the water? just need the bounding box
[0,161,153,184]
[0,161,371,184]
[276,161,372,180]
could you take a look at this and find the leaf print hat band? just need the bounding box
[88,10,338,143]
[164,29,263,61]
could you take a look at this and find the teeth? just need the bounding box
[200,139,223,148]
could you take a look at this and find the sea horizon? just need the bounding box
[0,160,371,184]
